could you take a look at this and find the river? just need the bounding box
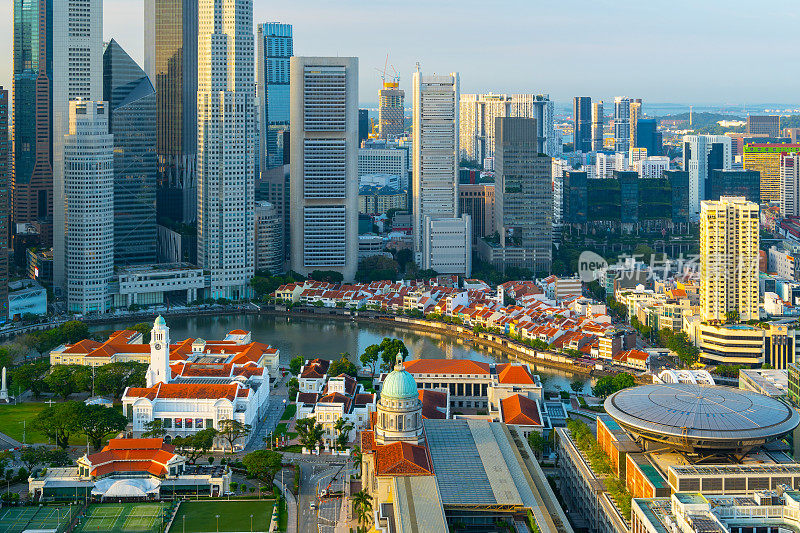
[92,314,592,393]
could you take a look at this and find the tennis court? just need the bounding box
[73,502,170,533]
[0,505,76,533]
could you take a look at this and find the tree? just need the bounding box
[592,372,636,398]
[19,447,45,472]
[218,419,251,453]
[131,323,152,343]
[289,356,305,376]
[44,365,78,400]
[365,338,409,372]
[334,417,354,451]
[242,450,283,481]
[355,256,400,283]
[61,320,90,344]
[352,490,373,529]
[32,401,83,449]
[395,249,413,270]
[360,345,379,377]
[416,269,438,280]
[570,379,585,394]
[295,417,324,450]
[95,362,148,399]
[328,354,358,377]
[173,428,218,462]
[10,361,49,398]
[309,270,344,284]
[527,432,545,458]
[78,404,129,450]
[142,419,167,438]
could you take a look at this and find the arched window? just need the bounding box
[397,416,403,430]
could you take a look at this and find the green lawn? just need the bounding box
[72,502,171,533]
[0,505,77,533]
[0,402,98,445]
[357,378,375,393]
[279,404,296,421]
[273,423,297,440]
[173,501,274,532]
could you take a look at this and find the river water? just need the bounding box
[92,314,591,393]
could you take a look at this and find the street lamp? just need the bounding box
[250,514,253,532]
[216,514,220,532]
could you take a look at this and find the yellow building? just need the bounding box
[700,196,759,322]
[743,143,800,204]
[696,323,764,366]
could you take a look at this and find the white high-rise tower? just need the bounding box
[52,0,104,289]
[147,316,171,387]
[196,0,256,300]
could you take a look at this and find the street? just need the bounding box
[296,461,350,533]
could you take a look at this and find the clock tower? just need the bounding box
[147,316,171,387]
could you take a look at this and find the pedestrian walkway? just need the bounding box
[273,471,297,533]
[0,430,22,450]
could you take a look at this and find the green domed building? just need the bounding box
[374,355,424,445]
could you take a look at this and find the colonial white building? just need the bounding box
[122,317,272,449]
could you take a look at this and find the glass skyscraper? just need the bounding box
[256,23,292,172]
[103,39,158,266]
[12,0,53,241]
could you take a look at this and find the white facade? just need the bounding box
[52,0,104,290]
[421,215,472,276]
[196,0,256,300]
[613,97,631,152]
[683,135,732,220]
[781,152,800,217]
[635,156,670,180]
[596,152,627,179]
[64,100,114,314]
[114,263,204,308]
[358,234,388,261]
[358,148,408,189]
[254,201,283,275]
[412,69,460,262]
[290,57,359,280]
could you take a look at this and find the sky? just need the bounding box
[1,0,799,106]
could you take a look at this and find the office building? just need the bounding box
[256,23,292,173]
[103,39,157,266]
[358,147,408,189]
[635,118,661,156]
[747,115,780,137]
[0,88,8,318]
[613,97,631,152]
[494,117,552,273]
[700,196,759,322]
[196,0,256,300]
[707,169,760,204]
[64,100,114,314]
[145,0,198,225]
[290,57,359,280]
[412,69,462,260]
[591,100,604,151]
[378,81,404,139]
[744,143,800,204]
[573,96,592,153]
[358,185,406,215]
[421,215,472,275]
[596,152,627,179]
[782,152,800,217]
[682,135,732,220]
[459,183,495,243]
[634,156,669,180]
[52,0,103,290]
[254,201,283,275]
[12,0,53,242]
[459,93,556,162]
[628,98,642,151]
[358,109,369,145]
[256,165,288,260]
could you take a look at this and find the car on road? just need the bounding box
[310,501,317,510]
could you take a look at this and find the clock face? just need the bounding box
[154,343,162,351]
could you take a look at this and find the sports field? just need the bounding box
[73,503,171,533]
[0,505,76,533]
[172,501,274,532]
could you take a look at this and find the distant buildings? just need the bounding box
[378,81,405,139]
[573,96,592,153]
[290,57,359,280]
[634,156,669,180]
[256,23,293,172]
[196,0,256,300]
[358,109,369,145]
[64,100,114,314]
[629,98,642,152]
[421,216,472,276]
[700,196,759,322]
[635,118,661,156]
[358,185,407,215]
[613,97,631,152]
[782,152,800,216]
[744,143,800,205]
[103,40,157,266]
[591,101,605,151]
[0,87,8,318]
[358,147,408,189]
[459,183,495,243]
[254,201,283,275]
[747,114,780,137]
[682,135,732,220]
[707,169,760,204]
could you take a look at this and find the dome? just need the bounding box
[381,355,418,399]
[154,315,166,327]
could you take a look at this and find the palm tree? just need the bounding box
[352,490,373,529]
[334,418,354,451]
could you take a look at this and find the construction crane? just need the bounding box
[375,53,400,89]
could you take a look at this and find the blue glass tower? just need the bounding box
[256,23,293,173]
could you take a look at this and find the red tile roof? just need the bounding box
[374,441,433,476]
[360,431,375,453]
[418,389,447,420]
[403,359,491,375]
[301,359,330,379]
[296,392,320,405]
[353,393,375,406]
[124,382,240,401]
[86,438,176,478]
[501,395,542,426]
[496,364,536,385]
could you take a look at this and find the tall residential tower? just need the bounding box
[683,135,732,219]
[378,80,405,139]
[591,101,604,151]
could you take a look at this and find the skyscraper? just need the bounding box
[743,143,800,205]
[196,0,256,300]
[103,39,157,266]
[573,97,592,153]
[707,169,760,204]
[682,135,732,220]
[256,22,292,172]
[781,153,800,217]
[747,115,780,137]
[64,100,114,314]
[12,0,53,242]
[700,196,759,322]
[359,109,370,145]
[52,0,103,289]
[591,101,604,151]
[144,0,198,224]
[613,97,631,152]
[635,118,662,156]
[629,98,642,151]
[290,57,359,280]
[378,80,405,139]
[0,88,9,319]
[494,117,552,273]
[254,201,283,275]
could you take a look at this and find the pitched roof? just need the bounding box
[501,395,543,426]
[86,438,177,478]
[374,441,433,476]
[496,364,537,385]
[301,359,330,379]
[124,382,240,401]
[296,392,321,405]
[403,359,491,375]
[418,389,447,420]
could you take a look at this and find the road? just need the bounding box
[245,374,290,452]
[295,461,350,533]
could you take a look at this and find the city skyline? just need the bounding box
[2,0,800,105]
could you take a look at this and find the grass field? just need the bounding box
[173,501,274,532]
[279,404,296,421]
[0,402,97,445]
[0,505,77,533]
[73,503,171,533]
